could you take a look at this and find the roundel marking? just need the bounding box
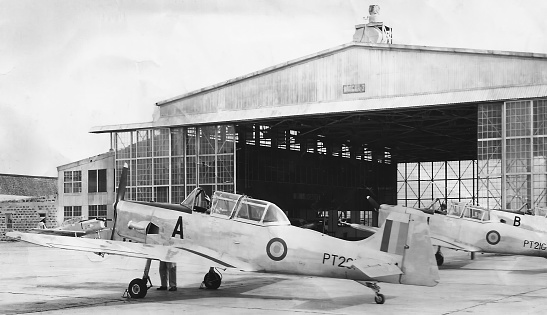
[486,230,501,245]
[266,238,288,261]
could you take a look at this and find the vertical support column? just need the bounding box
[168,129,172,204]
[506,102,507,209]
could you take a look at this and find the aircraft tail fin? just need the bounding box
[362,210,439,286]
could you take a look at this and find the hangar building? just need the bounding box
[84,19,547,236]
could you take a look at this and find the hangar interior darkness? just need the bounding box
[235,103,478,224]
[113,102,479,237]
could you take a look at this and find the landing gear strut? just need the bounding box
[200,267,222,290]
[435,246,444,266]
[358,281,385,304]
[126,259,153,298]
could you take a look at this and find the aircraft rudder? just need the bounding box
[399,212,440,286]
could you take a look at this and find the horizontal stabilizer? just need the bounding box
[351,260,402,279]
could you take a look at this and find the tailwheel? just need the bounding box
[357,281,386,304]
[128,278,148,298]
[202,267,222,289]
[374,293,385,304]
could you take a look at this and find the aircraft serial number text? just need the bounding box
[523,240,547,250]
[322,253,354,269]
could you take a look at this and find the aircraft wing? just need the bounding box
[351,259,402,278]
[6,231,257,272]
[28,229,88,237]
[430,235,481,252]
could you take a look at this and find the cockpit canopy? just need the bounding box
[209,191,290,226]
[447,201,490,221]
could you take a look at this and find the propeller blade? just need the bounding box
[111,163,129,240]
[116,163,129,204]
[367,196,380,212]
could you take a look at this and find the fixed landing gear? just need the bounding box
[201,267,222,290]
[126,259,153,299]
[435,246,444,266]
[357,281,385,304]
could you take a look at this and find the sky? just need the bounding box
[1,0,547,177]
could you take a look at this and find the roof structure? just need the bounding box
[90,42,547,162]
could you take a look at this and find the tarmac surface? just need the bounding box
[1,241,547,315]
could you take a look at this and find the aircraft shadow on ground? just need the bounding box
[440,258,547,274]
[2,276,373,313]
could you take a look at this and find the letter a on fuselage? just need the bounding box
[172,216,183,239]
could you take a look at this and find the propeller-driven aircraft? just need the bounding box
[30,218,109,238]
[347,197,547,266]
[7,164,440,304]
[489,207,547,234]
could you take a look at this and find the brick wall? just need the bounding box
[0,196,57,241]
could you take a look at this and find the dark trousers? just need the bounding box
[159,261,177,288]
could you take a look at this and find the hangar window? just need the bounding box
[259,125,271,147]
[88,169,107,193]
[63,171,81,194]
[289,130,300,151]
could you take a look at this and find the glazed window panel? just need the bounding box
[171,157,184,185]
[506,101,531,138]
[185,127,197,155]
[217,125,235,154]
[198,155,216,184]
[506,138,530,174]
[88,169,107,193]
[186,156,197,185]
[153,129,170,157]
[137,130,152,158]
[478,104,502,139]
[534,100,547,136]
[89,205,107,218]
[116,132,132,159]
[63,171,82,193]
[137,186,152,201]
[171,128,184,156]
[136,159,152,186]
[199,126,217,155]
[154,187,169,203]
[153,158,169,185]
[171,186,185,204]
[217,155,234,185]
[506,174,531,211]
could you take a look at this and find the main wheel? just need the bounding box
[374,293,385,304]
[435,252,444,266]
[203,270,222,289]
[128,278,148,298]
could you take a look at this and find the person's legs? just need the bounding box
[158,261,168,290]
[168,263,177,291]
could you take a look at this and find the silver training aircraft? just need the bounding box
[347,197,547,266]
[7,164,439,304]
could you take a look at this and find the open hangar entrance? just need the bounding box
[234,102,478,239]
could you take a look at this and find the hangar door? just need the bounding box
[113,125,236,203]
